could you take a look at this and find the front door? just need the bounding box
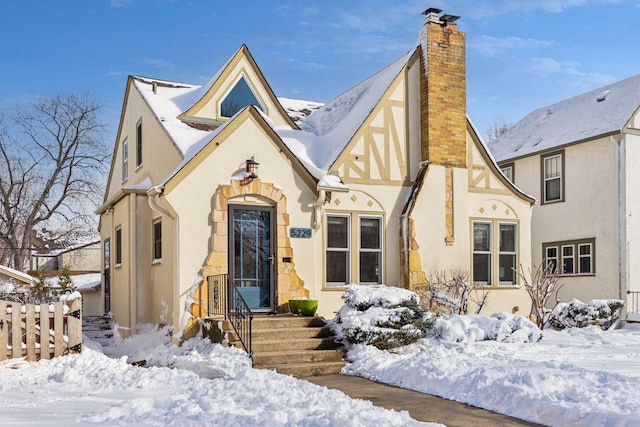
[229,205,275,312]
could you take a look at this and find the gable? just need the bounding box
[179,45,297,129]
[163,106,316,195]
[467,120,535,204]
[328,53,415,185]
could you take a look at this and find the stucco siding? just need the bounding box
[512,137,620,303]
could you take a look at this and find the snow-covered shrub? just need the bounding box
[331,284,433,350]
[431,312,542,343]
[548,298,624,330]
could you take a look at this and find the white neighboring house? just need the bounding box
[488,74,640,315]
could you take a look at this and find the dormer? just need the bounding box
[178,45,297,130]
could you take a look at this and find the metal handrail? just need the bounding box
[628,291,640,314]
[207,274,253,356]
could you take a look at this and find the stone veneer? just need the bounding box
[186,178,309,334]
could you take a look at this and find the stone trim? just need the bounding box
[197,178,308,315]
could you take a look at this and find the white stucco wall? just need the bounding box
[163,114,318,332]
[624,131,640,294]
[511,137,621,303]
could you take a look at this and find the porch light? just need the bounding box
[246,157,259,179]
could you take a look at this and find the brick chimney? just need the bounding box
[419,8,466,167]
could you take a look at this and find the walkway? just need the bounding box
[303,374,544,427]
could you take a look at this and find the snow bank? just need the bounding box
[344,325,640,427]
[432,312,542,343]
[0,324,436,426]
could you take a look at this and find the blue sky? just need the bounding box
[1,0,639,143]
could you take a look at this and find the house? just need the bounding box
[32,240,101,272]
[488,73,640,312]
[0,264,33,292]
[30,241,102,315]
[97,9,534,341]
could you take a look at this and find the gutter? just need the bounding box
[146,186,175,219]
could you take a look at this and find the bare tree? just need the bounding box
[416,269,489,315]
[517,263,564,329]
[0,94,109,270]
[484,114,512,144]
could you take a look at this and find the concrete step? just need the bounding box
[260,361,347,377]
[252,337,341,353]
[251,326,333,341]
[253,349,345,367]
[251,315,327,330]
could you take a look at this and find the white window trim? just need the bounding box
[135,120,143,170]
[578,242,593,275]
[114,226,122,268]
[561,244,574,275]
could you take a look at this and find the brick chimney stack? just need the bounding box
[419,8,466,167]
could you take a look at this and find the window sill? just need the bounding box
[152,258,162,265]
[555,273,595,278]
[322,285,348,291]
[115,263,122,269]
[135,164,142,171]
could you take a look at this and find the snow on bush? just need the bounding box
[548,298,624,330]
[431,312,542,343]
[331,284,432,350]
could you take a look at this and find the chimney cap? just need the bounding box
[422,7,442,15]
[440,14,460,24]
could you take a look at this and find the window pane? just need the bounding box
[359,252,380,283]
[473,223,491,252]
[545,178,561,201]
[327,252,348,283]
[136,123,142,167]
[499,224,515,252]
[501,167,513,181]
[579,244,591,256]
[562,246,573,274]
[221,76,264,117]
[579,256,591,274]
[328,216,348,248]
[473,254,490,283]
[360,217,381,249]
[499,254,516,284]
[153,221,162,260]
[545,156,560,178]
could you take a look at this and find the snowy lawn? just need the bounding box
[0,324,435,426]
[343,324,640,427]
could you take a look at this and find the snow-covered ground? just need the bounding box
[344,324,640,426]
[0,324,434,426]
[2,315,640,426]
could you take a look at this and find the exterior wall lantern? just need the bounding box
[246,157,259,179]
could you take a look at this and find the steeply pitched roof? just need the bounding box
[290,48,416,171]
[489,73,640,162]
[136,46,416,182]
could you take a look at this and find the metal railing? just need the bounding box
[207,274,253,356]
[628,291,640,314]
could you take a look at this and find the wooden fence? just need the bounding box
[0,296,82,361]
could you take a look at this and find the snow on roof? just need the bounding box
[133,77,217,156]
[48,273,101,291]
[293,49,416,171]
[277,97,323,124]
[138,47,414,184]
[489,73,640,162]
[0,264,34,283]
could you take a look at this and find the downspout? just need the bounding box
[613,135,625,301]
[147,185,175,219]
[128,193,137,335]
[313,189,327,230]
